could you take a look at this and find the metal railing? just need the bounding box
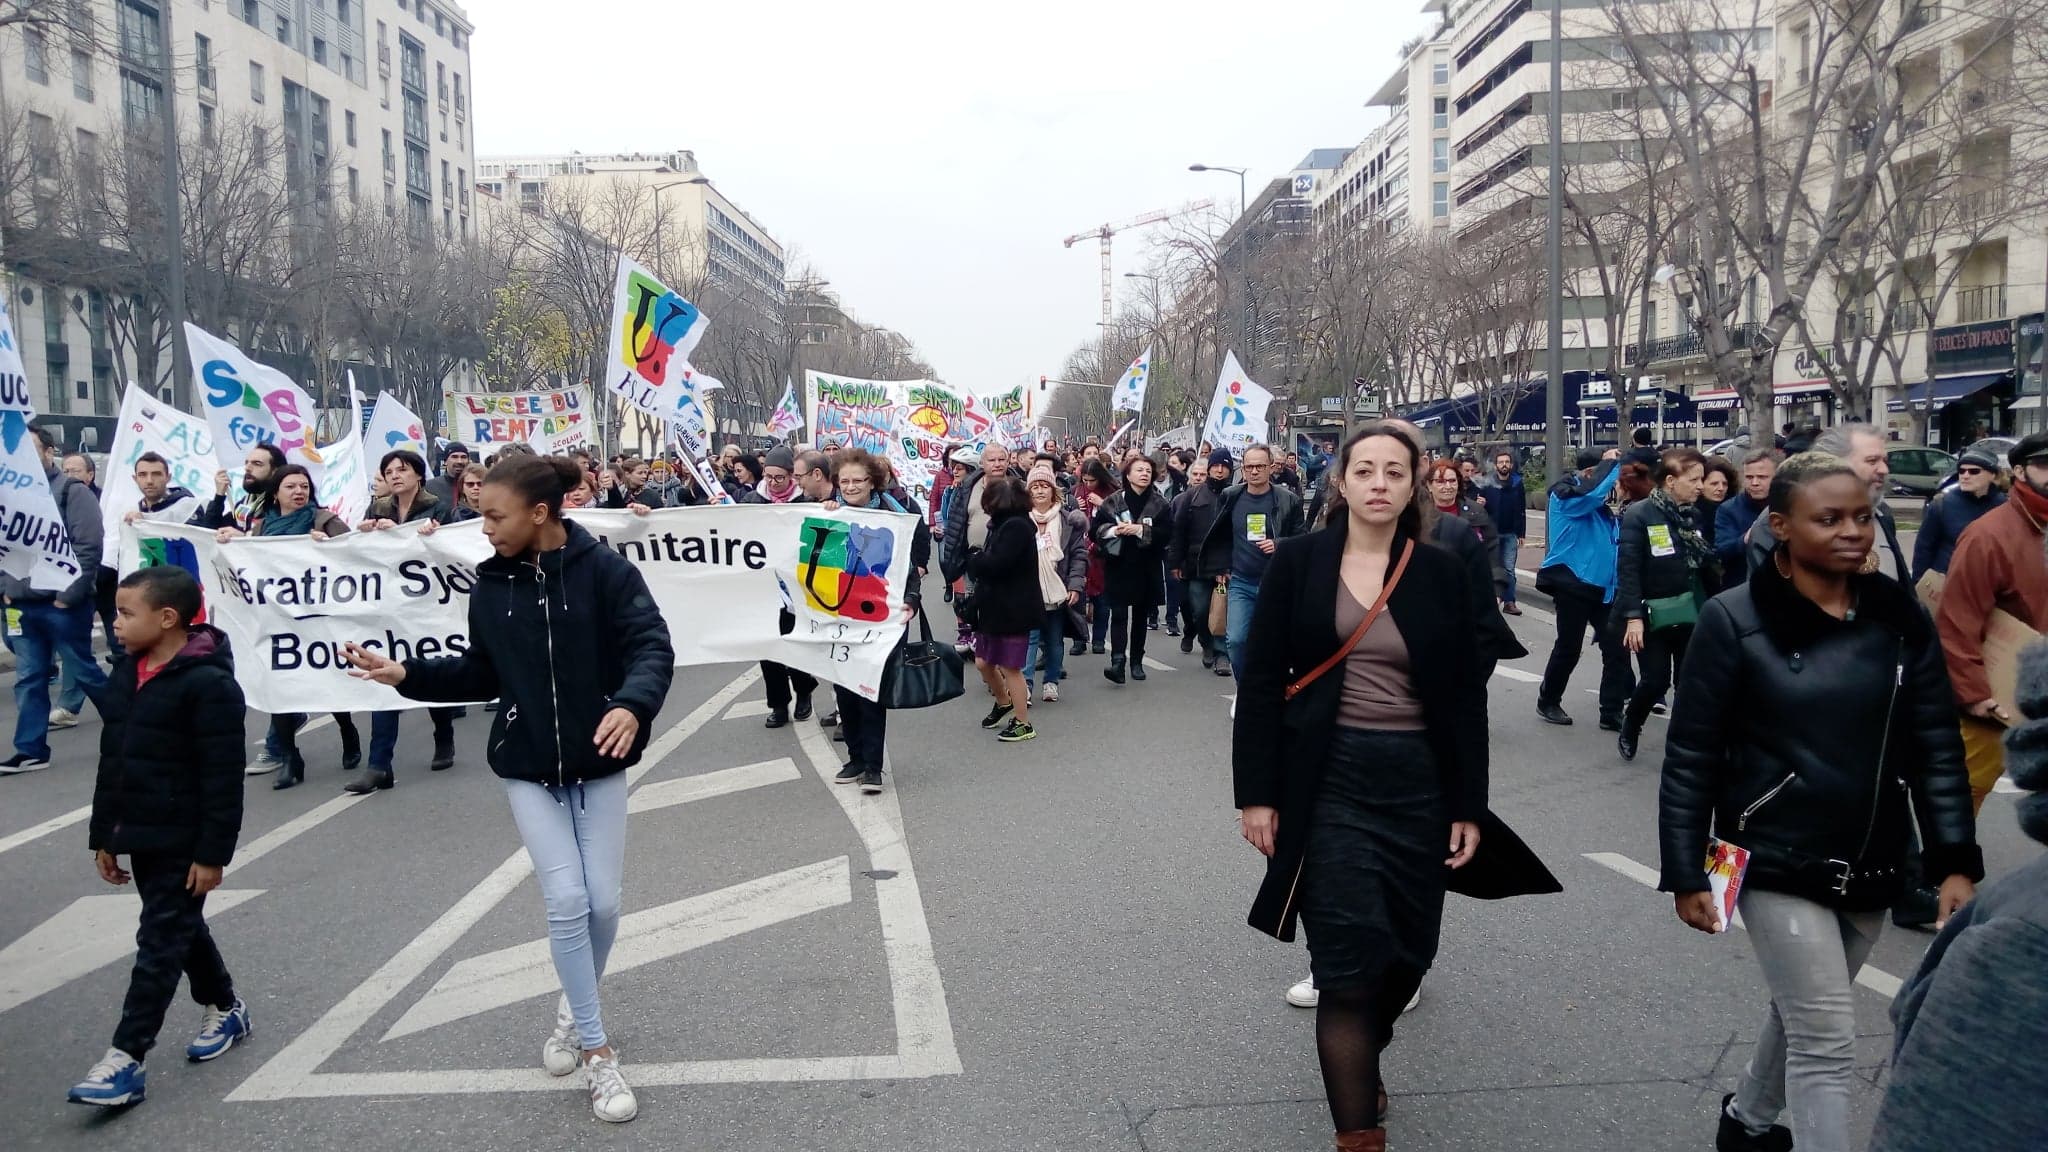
[1957,284,2007,322]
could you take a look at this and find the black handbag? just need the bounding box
[881,601,966,710]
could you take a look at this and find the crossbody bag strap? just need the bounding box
[1285,538,1415,702]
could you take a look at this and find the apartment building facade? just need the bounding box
[1314,29,1454,236]
[1,0,480,443]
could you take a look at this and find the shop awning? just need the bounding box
[1884,371,2007,412]
[2010,395,2044,411]
[1693,381,1835,411]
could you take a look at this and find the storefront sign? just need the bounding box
[1929,319,2015,377]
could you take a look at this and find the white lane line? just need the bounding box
[225,793,370,878]
[1142,657,1176,672]
[723,699,773,720]
[1493,666,1544,683]
[628,758,800,814]
[0,890,266,1016]
[0,805,92,858]
[381,856,852,1040]
[1583,852,1904,998]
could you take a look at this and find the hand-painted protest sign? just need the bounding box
[806,372,905,457]
[130,504,916,710]
[970,384,1032,450]
[443,385,592,455]
[102,386,212,550]
[0,300,82,590]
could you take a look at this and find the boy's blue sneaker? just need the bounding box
[186,997,252,1061]
[68,1049,145,1107]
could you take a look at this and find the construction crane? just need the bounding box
[1063,199,1214,330]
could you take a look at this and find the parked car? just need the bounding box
[1933,436,2016,494]
[1887,444,1956,496]
[1706,433,1753,458]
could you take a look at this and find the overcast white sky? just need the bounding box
[465,0,1437,388]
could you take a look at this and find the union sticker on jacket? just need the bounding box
[1646,523,1677,557]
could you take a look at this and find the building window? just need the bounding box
[250,61,265,102]
[348,166,359,201]
[199,103,216,144]
[242,0,259,28]
[313,36,327,64]
[71,49,93,101]
[24,29,49,84]
[28,113,57,179]
[1433,137,1449,172]
[252,125,267,156]
[195,33,214,90]
[1433,96,1448,130]
[276,13,290,44]
[1431,181,1449,217]
[1432,51,1450,86]
[338,0,352,22]
[382,129,394,176]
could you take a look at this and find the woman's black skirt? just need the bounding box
[1299,727,1449,996]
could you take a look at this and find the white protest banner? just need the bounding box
[0,299,82,590]
[364,389,433,469]
[966,383,1031,450]
[443,385,593,455]
[102,386,211,549]
[186,323,324,471]
[1202,350,1275,457]
[604,256,710,417]
[131,504,916,710]
[1111,346,1151,415]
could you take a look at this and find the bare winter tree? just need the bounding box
[1604,0,2048,439]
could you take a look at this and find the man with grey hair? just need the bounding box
[1744,422,1907,582]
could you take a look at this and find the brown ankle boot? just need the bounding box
[1334,1130,1386,1151]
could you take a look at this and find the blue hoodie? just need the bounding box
[1538,460,1621,602]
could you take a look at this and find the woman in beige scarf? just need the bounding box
[1025,463,1088,703]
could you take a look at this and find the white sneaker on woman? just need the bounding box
[542,996,578,1077]
[584,1053,638,1122]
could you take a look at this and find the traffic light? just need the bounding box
[1039,375,1047,391]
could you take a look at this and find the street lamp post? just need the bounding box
[1191,163,1253,376]
[1544,0,1566,477]
[158,0,191,409]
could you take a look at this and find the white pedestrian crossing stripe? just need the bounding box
[229,668,962,1099]
[722,698,773,720]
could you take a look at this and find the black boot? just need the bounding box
[431,733,455,772]
[340,722,362,772]
[1714,1093,1793,1152]
[272,755,306,791]
[764,708,790,729]
[1103,657,1126,685]
[793,693,813,722]
[1180,632,1195,654]
[1598,712,1624,732]
[346,769,395,794]
[1617,726,1640,762]
[1130,660,1147,682]
[1536,702,1573,726]
[1068,639,1087,656]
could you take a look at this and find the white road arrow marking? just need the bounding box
[722,699,773,720]
[0,792,367,1017]
[627,758,798,815]
[1141,657,1176,672]
[0,890,264,1016]
[382,856,851,1040]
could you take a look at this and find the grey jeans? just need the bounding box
[1728,888,1885,1152]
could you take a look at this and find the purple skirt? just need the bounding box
[973,631,1031,670]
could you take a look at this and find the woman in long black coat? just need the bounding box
[1091,455,1171,684]
[1235,424,1554,1152]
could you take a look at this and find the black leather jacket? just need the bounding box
[1615,496,1715,621]
[1658,561,1983,908]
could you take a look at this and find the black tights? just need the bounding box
[1315,986,1387,1132]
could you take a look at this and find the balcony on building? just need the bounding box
[1623,323,1768,367]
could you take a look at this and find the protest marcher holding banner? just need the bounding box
[189,444,285,534]
[822,449,931,795]
[218,465,363,790]
[343,455,675,1125]
[1,424,108,774]
[347,450,458,794]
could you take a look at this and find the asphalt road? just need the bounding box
[0,579,2037,1152]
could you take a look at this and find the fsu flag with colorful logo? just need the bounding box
[1111,346,1151,416]
[604,255,710,418]
[1202,350,1274,456]
[768,378,804,436]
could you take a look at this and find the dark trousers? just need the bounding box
[1088,594,1110,645]
[761,661,817,712]
[833,685,887,773]
[1625,625,1692,733]
[1108,600,1148,663]
[370,708,456,774]
[272,712,361,770]
[113,854,235,1060]
[1162,567,1186,629]
[1539,593,1635,720]
[1183,578,1218,655]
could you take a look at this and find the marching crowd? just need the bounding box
[6,412,2047,1149]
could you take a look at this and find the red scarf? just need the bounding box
[2011,480,2048,530]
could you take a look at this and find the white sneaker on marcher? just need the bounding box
[584,1053,638,1122]
[245,755,281,777]
[542,996,578,1077]
[1403,985,1422,1014]
[1042,682,1059,703]
[1286,977,1318,1008]
[48,708,80,729]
